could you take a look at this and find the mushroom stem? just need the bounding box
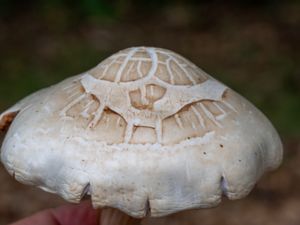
[100,207,142,225]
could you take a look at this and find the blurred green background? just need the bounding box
[0,0,299,136]
[0,0,299,224]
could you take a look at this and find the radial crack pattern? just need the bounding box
[59,47,237,145]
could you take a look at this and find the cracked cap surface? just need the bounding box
[0,47,282,217]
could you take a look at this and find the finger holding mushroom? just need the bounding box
[0,47,282,225]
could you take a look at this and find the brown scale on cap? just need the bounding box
[0,111,18,132]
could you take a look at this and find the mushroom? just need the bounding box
[0,47,282,225]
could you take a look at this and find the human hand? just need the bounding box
[10,201,100,225]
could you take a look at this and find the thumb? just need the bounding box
[10,201,100,225]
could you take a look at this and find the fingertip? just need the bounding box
[51,201,100,225]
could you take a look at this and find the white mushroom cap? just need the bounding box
[0,47,282,218]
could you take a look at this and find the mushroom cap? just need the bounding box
[0,47,282,217]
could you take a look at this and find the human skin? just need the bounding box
[10,201,100,225]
